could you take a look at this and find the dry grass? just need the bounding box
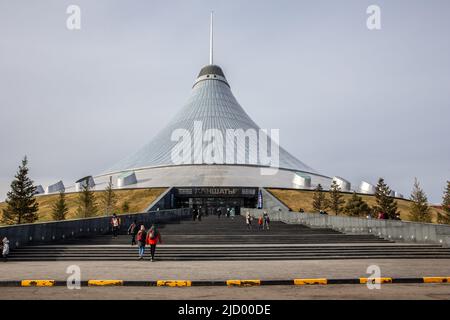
[0,188,166,223]
[267,188,444,223]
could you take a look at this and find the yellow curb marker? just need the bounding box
[157,280,192,287]
[359,278,392,284]
[88,280,123,286]
[294,278,328,285]
[226,280,261,287]
[21,280,55,287]
[423,277,450,283]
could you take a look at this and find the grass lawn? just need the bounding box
[0,187,167,224]
[267,188,445,223]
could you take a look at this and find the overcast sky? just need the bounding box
[0,0,449,203]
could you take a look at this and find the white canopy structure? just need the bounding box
[95,63,330,189]
[94,14,331,190]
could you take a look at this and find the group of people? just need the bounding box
[217,207,236,219]
[126,220,162,261]
[192,207,203,221]
[111,215,162,261]
[0,237,9,262]
[245,211,270,230]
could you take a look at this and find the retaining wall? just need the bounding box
[263,210,450,247]
[257,187,450,247]
[0,208,191,249]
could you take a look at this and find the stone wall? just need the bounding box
[0,208,191,249]
[258,187,450,247]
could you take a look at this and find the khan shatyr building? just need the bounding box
[52,14,361,210]
[97,61,331,189]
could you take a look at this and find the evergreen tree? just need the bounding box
[344,192,371,217]
[51,190,68,221]
[409,178,431,223]
[438,181,450,224]
[121,201,130,213]
[76,182,98,218]
[1,156,39,225]
[373,178,399,219]
[328,180,345,215]
[312,184,328,212]
[100,177,117,215]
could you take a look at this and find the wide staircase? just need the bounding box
[8,215,450,261]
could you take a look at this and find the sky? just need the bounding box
[0,0,449,203]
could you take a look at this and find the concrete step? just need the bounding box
[10,214,449,261]
[8,247,450,253]
[7,255,450,261]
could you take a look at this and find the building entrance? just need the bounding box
[173,187,259,215]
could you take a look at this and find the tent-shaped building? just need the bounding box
[91,14,332,210]
[95,63,330,190]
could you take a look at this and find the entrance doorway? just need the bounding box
[173,187,259,215]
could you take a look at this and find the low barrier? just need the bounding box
[258,210,450,247]
[0,277,449,287]
[0,208,191,249]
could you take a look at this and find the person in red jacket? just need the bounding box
[258,216,263,230]
[146,224,162,262]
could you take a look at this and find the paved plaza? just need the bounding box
[0,284,449,300]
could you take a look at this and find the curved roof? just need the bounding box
[105,65,322,177]
[198,65,226,78]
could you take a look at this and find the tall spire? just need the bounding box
[209,11,214,65]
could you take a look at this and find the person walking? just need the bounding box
[230,207,235,220]
[127,220,138,246]
[146,225,162,262]
[246,211,252,230]
[263,211,270,230]
[2,237,10,262]
[136,225,147,260]
[258,216,263,230]
[111,214,121,238]
[197,207,202,221]
[217,207,222,219]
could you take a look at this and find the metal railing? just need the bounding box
[265,210,450,247]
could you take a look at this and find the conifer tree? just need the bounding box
[1,156,39,225]
[312,184,328,212]
[438,181,450,224]
[409,178,431,223]
[121,201,130,213]
[100,177,117,215]
[51,190,69,221]
[373,178,399,219]
[328,180,345,215]
[344,192,371,217]
[76,182,98,218]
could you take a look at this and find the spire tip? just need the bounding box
[209,12,214,65]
